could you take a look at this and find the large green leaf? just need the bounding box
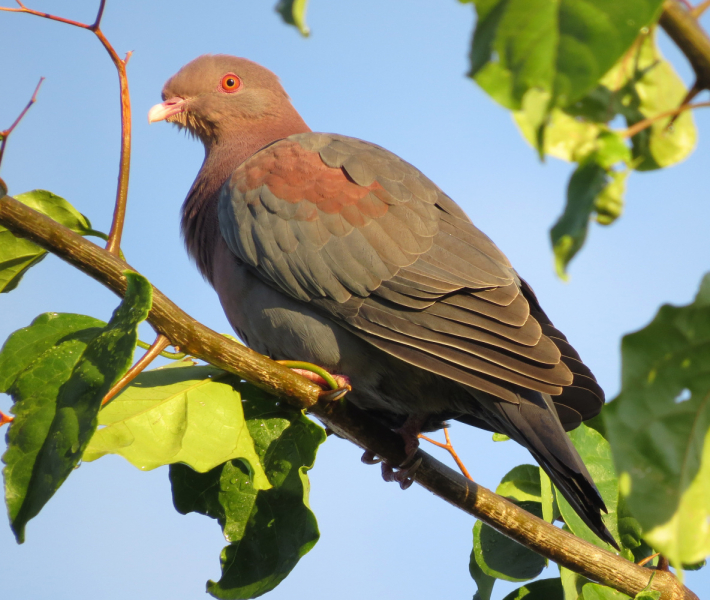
[2,272,151,542]
[560,564,590,600]
[473,500,547,582]
[0,312,105,393]
[469,542,496,600]
[275,0,309,36]
[503,578,564,600]
[496,464,541,503]
[601,33,696,171]
[83,365,269,488]
[555,423,624,555]
[171,386,326,599]
[604,273,710,566]
[582,583,631,600]
[0,190,106,293]
[468,0,663,111]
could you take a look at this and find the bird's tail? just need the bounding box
[488,390,619,550]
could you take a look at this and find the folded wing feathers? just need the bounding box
[221,133,600,417]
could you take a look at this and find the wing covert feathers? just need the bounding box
[218,133,604,427]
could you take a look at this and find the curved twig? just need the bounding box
[0,192,698,600]
[102,333,171,406]
[0,0,132,257]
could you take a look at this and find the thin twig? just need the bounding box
[691,0,710,18]
[620,100,710,138]
[419,428,473,481]
[0,77,44,170]
[0,193,699,600]
[102,333,171,406]
[0,0,132,257]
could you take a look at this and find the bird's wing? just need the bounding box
[218,133,603,424]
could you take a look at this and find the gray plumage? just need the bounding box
[149,54,617,548]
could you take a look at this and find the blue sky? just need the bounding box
[1,1,709,598]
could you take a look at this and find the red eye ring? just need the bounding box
[220,73,241,93]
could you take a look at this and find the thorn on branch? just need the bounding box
[0,77,44,171]
[102,334,171,406]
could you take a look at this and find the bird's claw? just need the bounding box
[318,386,350,402]
[361,450,382,465]
[380,454,422,490]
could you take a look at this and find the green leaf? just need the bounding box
[582,583,631,600]
[514,108,601,163]
[604,272,710,566]
[473,501,546,582]
[0,190,105,293]
[496,464,541,503]
[84,365,269,489]
[492,432,510,442]
[550,158,608,279]
[14,190,95,236]
[275,0,310,36]
[540,468,560,524]
[560,564,590,600]
[606,33,696,171]
[634,591,660,600]
[555,423,624,554]
[0,312,105,393]
[468,0,664,111]
[502,578,564,600]
[171,386,326,599]
[2,272,151,542]
[469,542,496,600]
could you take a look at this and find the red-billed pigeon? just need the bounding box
[149,55,616,548]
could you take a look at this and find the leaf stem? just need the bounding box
[419,427,473,480]
[102,333,171,406]
[619,100,710,138]
[0,0,132,257]
[638,552,661,567]
[0,192,699,600]
[0,77,44,172]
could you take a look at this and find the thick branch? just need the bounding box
[0,191,697,600]
[661,0,710,89]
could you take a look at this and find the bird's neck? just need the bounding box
[181,115,310,282]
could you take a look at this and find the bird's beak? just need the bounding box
[147,97,186,123]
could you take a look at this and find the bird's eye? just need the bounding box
[220,73,241,93]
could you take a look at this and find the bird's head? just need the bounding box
[148,54,301,145]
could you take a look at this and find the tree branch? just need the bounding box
[0,0,132,256]
[0,188,697,600]
[660,0,710,90]
[0,77,43,171]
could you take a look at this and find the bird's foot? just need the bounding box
[380,453,423,490]
[277,362,352,401]
[290,368,351,391]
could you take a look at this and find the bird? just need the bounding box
[148,54,617,548]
